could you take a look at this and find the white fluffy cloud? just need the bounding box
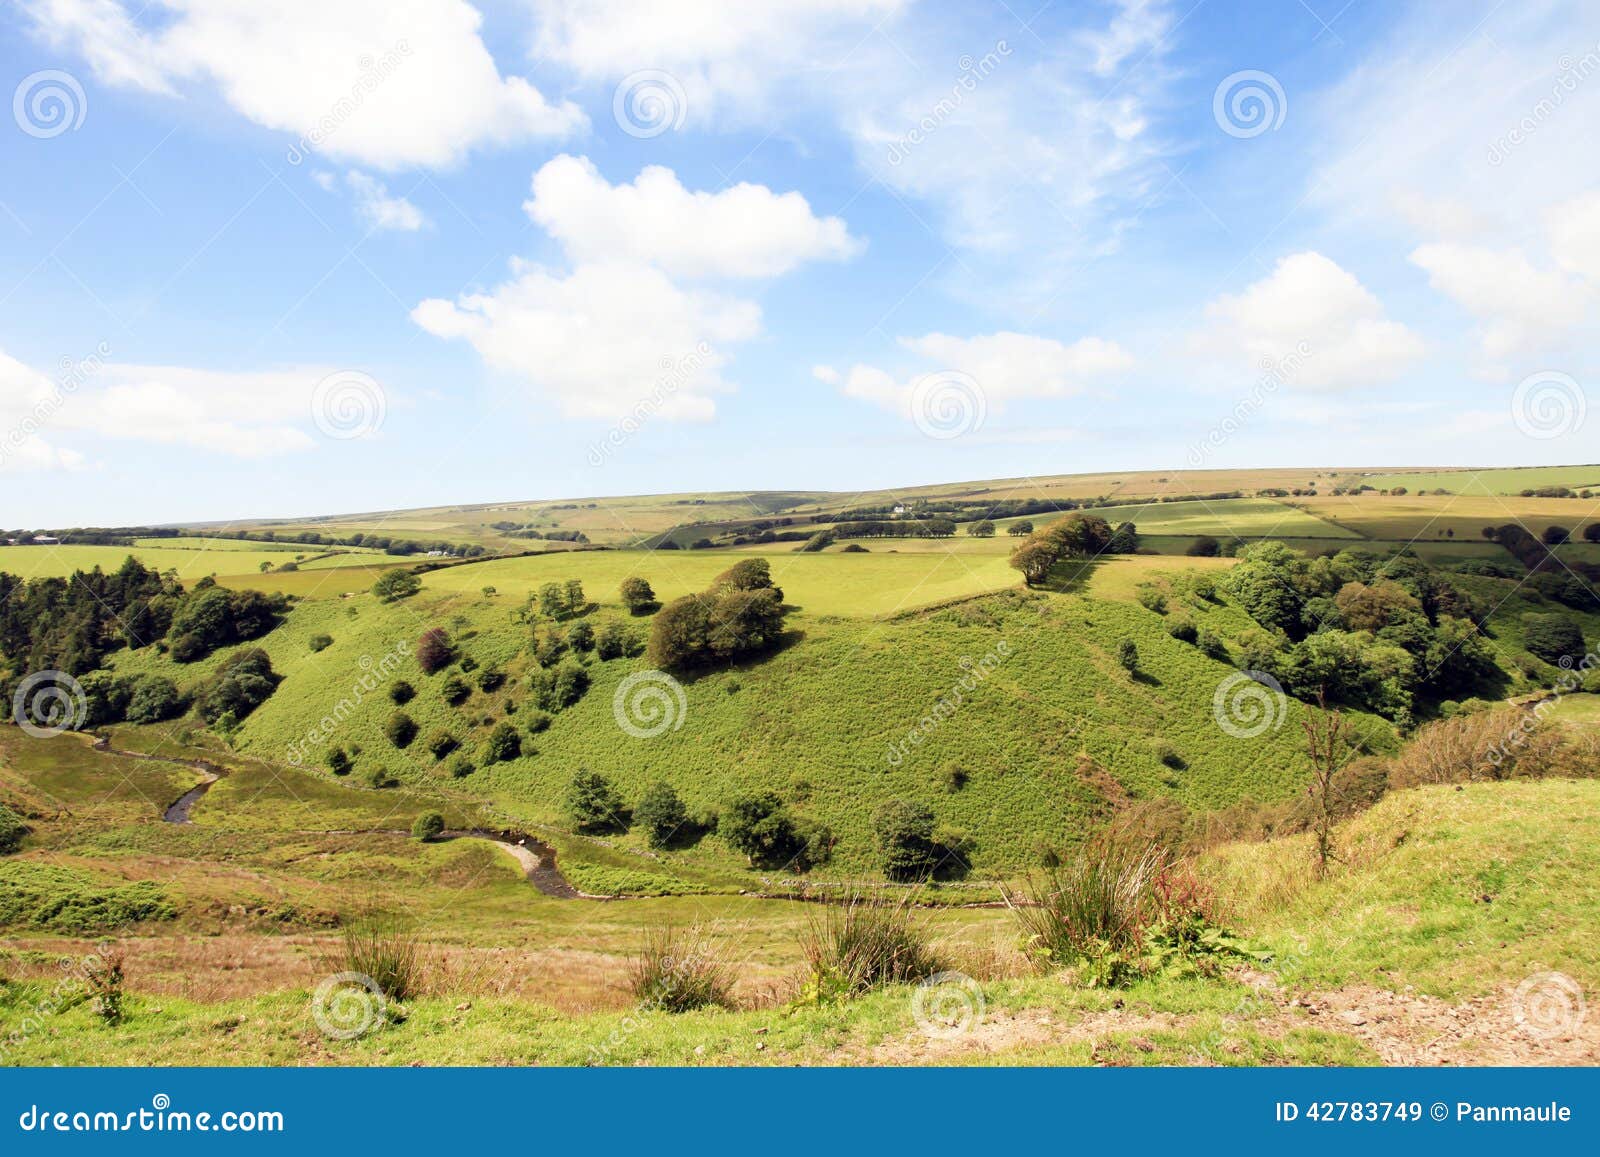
[525,155,860,278]
[823,330,1132,416]
[0,350,86,472]
[1189,252,1424,391]
[345,171,427,232]
[1408,242,1590,365]
[23,0,584,168]
[413,263,759,421]
[531,0,906,122]
[0,349,396,465]
[1545,192,1600,283]
[416,159,861,420]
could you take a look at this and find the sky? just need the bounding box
[1,0,1597,526]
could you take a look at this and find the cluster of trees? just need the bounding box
[0,557,177,677]
[192,648,281,728]
[831,519,957,539]
[183,527,485,556]
[166,581,286,662]
[1220,544,1504,720]
[501,528,589,543]
[0,561,285,722]
[1007,514,1128,585]
[646,559,789,670]
[872,798,970,880]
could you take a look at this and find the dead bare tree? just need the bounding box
[1302,688,1357,878]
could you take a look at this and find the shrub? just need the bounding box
[1166,616,1198,644]
[194,649,279,723]
[416,628,452,674]
[1117,639,1139,674]
[364,767,399,789]
[84,946,126,1026]
[0,804,28,854]
[1523,613,1586,667]
[440,673,471,706]
[942,765,970,793]
[628,924,736,1012]
[1136,587,1167,614]
[1187,536,1220,557]
[309,633,334,652]
[634,781,688,849]
[565,769,624,832]
[447,754,474,779]
[124,676,182,724]
[389,680,416,704]
[524,709,552,734]
[372,569,421,602]
[480,722,521,764]
[412,812,445,841]
[872,798,941,881]
[620,577,659,614]
[475,666,505,693]
[424,729,459,760]
[595,621,626,660]
[800,893,943,998]
[566,621,595,652]
[326,747,352,776]
[720,792,825,870]
[528,661,589,711]
[339,915,421,1002]
[385,711,418,749]
[1145,737,1185,770]
[1009,836,1169,986]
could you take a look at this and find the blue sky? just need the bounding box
[1,0,1597,525]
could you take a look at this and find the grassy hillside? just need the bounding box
[98,553,1396,880]
[4,778,1592,1066]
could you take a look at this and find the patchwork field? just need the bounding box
[1351,465,1600,496]
[1292,494,1600,541]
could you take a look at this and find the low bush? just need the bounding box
[339,915,422,1002]
[627,924,736,1012]
[411,812,445,841]
[799,893,943,1000]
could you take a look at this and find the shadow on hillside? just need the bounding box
[672,628,808,686]
[1039,556,1111,594]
